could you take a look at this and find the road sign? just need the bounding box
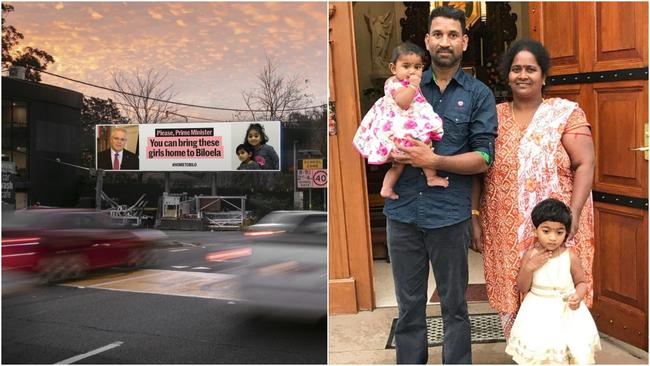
[311,169,327,188]
[297,169,312,188]
[297,169,327,188]
[302,159,323,169]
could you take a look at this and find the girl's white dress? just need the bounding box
[352,77,443,164]
[505,249,601,364]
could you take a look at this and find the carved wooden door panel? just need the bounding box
[531,1,648,350]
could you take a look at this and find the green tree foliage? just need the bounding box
[2,3,55,82]
[1,4,22,64]
[80,97,130,167]
[81,97,130,132]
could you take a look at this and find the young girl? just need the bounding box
[353,42,447,200]
[244,123,279,170]
[236,144,261,170]
[505,198,601,364]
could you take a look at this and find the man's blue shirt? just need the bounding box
[384,66,497,229]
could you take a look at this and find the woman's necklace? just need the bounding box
[510,99,544,132]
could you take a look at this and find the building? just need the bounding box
[328,1,648,351]
[2,76,84,209]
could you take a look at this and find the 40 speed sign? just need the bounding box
[297,169,327,188]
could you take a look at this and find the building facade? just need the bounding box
[2,76,84,209]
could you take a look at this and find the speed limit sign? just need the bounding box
[311,169,327,188]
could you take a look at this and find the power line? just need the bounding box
[105,98,227,122]
[23,65,326,113]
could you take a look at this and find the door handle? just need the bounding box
[628,123,649,160]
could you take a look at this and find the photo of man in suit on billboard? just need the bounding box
[97,126,139,170]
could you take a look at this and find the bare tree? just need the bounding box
[111,68,179,124]
[240,55,313,121]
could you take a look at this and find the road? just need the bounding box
[2,230,327,364]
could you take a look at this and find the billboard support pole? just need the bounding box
[211,173,217,196]
[95,169,104,211]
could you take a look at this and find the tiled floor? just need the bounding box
[329,304,649,365]
[333,250,649,364]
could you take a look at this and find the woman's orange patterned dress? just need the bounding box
[479,98,595,336]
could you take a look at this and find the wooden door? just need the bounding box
[328,2,375,314]
[531,1,648,350]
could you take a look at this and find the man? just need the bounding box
[386,6,497,364]
[97,127,139,170]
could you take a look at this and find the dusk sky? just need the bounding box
[6,2,327,121]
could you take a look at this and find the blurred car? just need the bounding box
[2,208,168,283]
[205,210,326,316]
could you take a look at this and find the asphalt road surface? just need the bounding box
[2,230,327,364]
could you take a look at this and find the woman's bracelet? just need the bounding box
[407,84,418,91]
[471,209,480,217]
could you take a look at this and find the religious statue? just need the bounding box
[365,11,394,76]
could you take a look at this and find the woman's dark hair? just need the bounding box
[235,143,253,155]
[243,123,269,145]
[501,39,551,82]
[428,6,466,35]
[390,42,426,64]
[531,198,572,232]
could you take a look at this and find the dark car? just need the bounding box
[205,210,326,316]
[2,209,167,283]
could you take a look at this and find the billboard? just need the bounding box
[96,121,281,172]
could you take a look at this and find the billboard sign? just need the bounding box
[95,121,281,172]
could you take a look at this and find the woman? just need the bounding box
[471,39,595,338]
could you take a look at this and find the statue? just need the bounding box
[365,11,394,76]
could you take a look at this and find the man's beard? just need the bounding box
[431,49,461,68]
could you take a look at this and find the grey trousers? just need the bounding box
[387,218,471,364]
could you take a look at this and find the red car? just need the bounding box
[2,209,167,283]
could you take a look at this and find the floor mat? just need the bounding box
[386,313,505,349]
[430,283,488,303]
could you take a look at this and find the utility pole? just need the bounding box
[293,140,298,209]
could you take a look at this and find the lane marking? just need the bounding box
[191,267,210,270]
[55,341,123,364]
[169,248,189,253]
[171,265,189,269]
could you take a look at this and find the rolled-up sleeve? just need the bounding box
[469,86,498,165]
